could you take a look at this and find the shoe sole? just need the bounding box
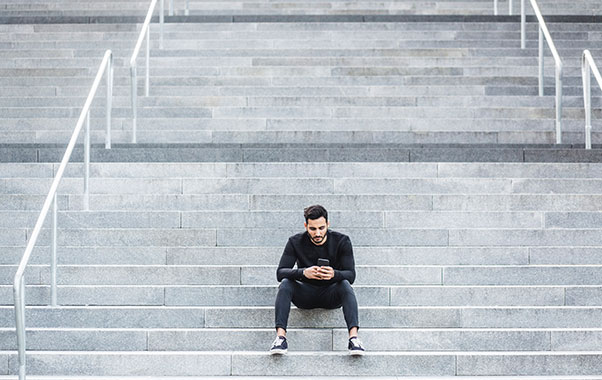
[270,349,288,355]
[349,350,365,356]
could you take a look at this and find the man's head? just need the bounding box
[304,205,329,246]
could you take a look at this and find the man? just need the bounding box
[270,205,365,356]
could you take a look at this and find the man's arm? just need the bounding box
[276,239,304,282]
[332,236,356,284]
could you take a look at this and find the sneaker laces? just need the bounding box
[349,337,363,348]
[272,336,285,347]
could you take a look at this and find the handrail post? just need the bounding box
[160,0,164,49]
[494,0,498,15]
[185,0,189,15]
[130,0,159,144]
[169,0,174,15]
[51,193,57,306]
[538,26,544,96]
[583,52,592,149]
[14,277,26,380]
[509,0,513,15]
[105,52,113,150]
[84,111,90,211]
[556,63,563,144]
[146,24,150,97]
[131,66,137,144]
[520,0,525,49]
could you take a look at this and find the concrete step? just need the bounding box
[0,327,600,352]
[2,284,594,307]
[6,161,602,179]
[9,174,602,195]
[1,350,602,376]
[4,264,602,286]
[4,244,602,268]
[0,210,548,229]
[2,306,602,328]
[4,95,593,109]
[8,226,602,247]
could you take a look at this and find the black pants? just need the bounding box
[275,278,359,332]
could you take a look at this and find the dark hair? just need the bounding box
[304,205,328,223]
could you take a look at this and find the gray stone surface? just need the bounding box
[48,228,216,247]
[449,229,602,247]
[438,162,602,179]
[166,247,281,265]
[0,329,147,351]
[47,266,240,285]
[552,331,602,351]
[435,194,602,212]
[8,352,231,376]
[461,308,602,328]
[385,211,542,228]
[0,285,48,306]
[457,353,602,376]
[250,194,433,212]
[334,178,511,194]
[354,247,530,265]
[0,306,206,328]
[59,286,165,306]
[0,228,26,246]
[83,194,250,211]
[444,266,602,285]
[546,212,602,228]
[390,286,565,306]
[566,287,602,306]
[512,179,602,194]
[333,328,551,351]
[231,352,455,376]
[148,328,331,351]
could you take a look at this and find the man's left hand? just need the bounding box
[318,266,334,280]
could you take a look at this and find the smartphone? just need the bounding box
[317,258,330,267]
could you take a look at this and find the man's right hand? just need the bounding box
[303,266,323,280]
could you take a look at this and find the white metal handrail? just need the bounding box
[520,0,563,143]
[493,0,564,143]
[493,0,513,15]
[582,50,602,149]
[13,50,113,380]
[130,0,164,144]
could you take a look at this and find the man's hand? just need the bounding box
[303,266,334,280]
[303,266,322,280]
[318,265,334,280]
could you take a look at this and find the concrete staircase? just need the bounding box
[2,20,602,146]
[1,162,602,376]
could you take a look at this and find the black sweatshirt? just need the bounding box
[276,230,356,286]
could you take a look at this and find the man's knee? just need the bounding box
[338,279,353,290]
[335,279,355,296]
[278,278,295,294]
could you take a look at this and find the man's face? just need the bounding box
[305,217,329,246]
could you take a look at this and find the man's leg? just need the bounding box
[272,280,322,354]
[325,280,359,335]
[274,278,295,335]
[324,280,364,355]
